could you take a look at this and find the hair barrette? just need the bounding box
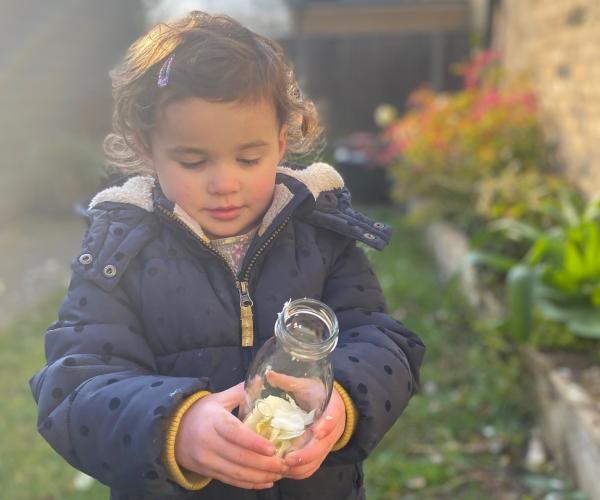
[157,54,174,88]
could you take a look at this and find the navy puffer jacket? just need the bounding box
[30,163,425,499]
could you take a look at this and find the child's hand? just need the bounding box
[283,388,346,480]
[175,382,290,489]
[265,370,327,410]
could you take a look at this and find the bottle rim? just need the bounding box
[274,298,339,360]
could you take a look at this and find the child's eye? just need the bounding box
[178,160,206,169]
[239,158,260,166]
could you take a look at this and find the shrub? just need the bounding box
[380,50,551,227]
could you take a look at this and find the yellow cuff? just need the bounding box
[162,390,212,491]
[331,381,358,451]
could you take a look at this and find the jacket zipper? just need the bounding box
[238,218,290,346]
[157,204,290,347]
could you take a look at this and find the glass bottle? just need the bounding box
[239,298,339,457]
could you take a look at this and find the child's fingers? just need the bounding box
[214,412,276,456]
[209,467,275,490]
[214,439,289,475]
[202,454,284,486]
[283,463,321,480]
[283,444,324,480]
[214,475,274,491]
[265,370,301,391]
[284,437,327,467]
[212,382,245,412]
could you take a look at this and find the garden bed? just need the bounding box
[526,348,600,500]
[425,220,600,500]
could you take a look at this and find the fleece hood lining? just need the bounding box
[88,162,344,212]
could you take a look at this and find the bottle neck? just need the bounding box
[274,298,339,361]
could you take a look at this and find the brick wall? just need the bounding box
[493,0,600,197]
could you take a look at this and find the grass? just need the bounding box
[0,290,108,498]
[0,206,585,499]
[361,206,586,499]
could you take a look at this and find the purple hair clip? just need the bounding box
[157,54,174,88]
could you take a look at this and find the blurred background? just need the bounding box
[2,0,599,498]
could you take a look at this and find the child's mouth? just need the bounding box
[208,206,244,220]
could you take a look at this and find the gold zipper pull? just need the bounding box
[238,280,254,347]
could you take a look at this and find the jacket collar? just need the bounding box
[87,161,392,251]
[89,162,345,241]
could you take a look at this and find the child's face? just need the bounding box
[149,97,287,239]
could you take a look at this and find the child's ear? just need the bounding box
[278,124,288,162]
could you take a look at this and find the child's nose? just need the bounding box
[207,167,241,194]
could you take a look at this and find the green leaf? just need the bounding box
[545,270,578,294]
[582,223,600,275]
[527,235,564,266]
[563,240,586,281]
[568,317,600,339]
[537,300,600,339]
[535,282,578,305]
[591,285,600,307]
[506,264,535,342]
[465,250,517,272]
[488,218,544,242]
[537,300,576,322]
[559,191,582,228]
[583,194,600,221]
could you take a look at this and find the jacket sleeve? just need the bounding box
[322,239,426,465]
[29,259,211,498]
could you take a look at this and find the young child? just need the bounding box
[30,11,425,499]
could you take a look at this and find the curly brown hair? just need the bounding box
[104,11,324,174]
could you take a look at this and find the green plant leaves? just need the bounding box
[488,218,545,243]
[536,301,600,339]
[479,195,600,342]
[542,222,600,299]
[465,250,517,273]
[506,265,535,342]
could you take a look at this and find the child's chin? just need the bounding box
[204,222,247,239]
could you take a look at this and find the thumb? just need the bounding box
[213,382,245,412]
[313,413,336,439]
[266,370,299,391]
[313,390,345,438]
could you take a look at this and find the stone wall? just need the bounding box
[493,0,600,197]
